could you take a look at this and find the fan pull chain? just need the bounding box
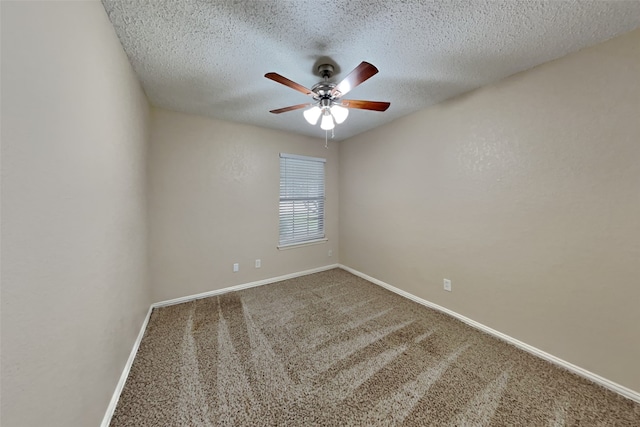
[324,127,335,149]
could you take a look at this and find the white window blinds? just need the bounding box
[279,153,326,247]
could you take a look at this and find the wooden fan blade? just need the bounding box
[269,103,311,114]
[265,72,315,97]
[340,99,390,111]
[331,62,379,97]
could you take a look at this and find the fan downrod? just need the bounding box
[312,64,337,97]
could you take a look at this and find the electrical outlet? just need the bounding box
[443,278,452,292]
[233,263,239,272]
[255,259,261,268]
[328,250,333,257]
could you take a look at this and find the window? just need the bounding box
[279,153,326,247]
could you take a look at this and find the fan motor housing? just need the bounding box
[312,64,338,99]
[311,82,336,98]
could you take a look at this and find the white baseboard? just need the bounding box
[102,261,638,424]
[338,264,640,404]
[101,264,340,425]
[100,305,153,427]
[152,263,340,308]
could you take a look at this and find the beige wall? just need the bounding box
[149,108,339,302]
[1,2,150,426]
[1,4,636,425]
[339,29,640,392]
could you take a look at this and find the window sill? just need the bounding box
[277,238,328,250]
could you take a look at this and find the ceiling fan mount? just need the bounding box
[310,64,337,98]
[264,61,391,131]
[317,63,335,79]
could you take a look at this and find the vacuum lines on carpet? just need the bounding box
[110,269,640,426]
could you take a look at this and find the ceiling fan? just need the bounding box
[265,61,390,131]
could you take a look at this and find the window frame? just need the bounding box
[278,153,327,249]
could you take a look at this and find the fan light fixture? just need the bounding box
[304,104,348,129]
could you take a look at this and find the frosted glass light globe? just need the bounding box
[320,112,335,130]
[330,104,349,124]
[303,106,322,125]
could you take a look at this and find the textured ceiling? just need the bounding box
[102,0,640,141]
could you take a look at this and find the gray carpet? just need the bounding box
[110,268,640,426]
